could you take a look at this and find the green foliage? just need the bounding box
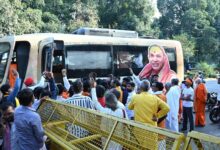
[98,0,155,35]
[66,0,99,32]
[42,12,62,32]
[196,62,216,77]
[172,34,196,60]
[0,0,219,67]
[0,0,156,35]
[157,0,220,64]
[0,0,18,35]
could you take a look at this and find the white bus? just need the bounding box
[0,28,184,86]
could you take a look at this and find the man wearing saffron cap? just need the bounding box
[181,78,194,132]
[194,78,207,127]
[139,45,177,83]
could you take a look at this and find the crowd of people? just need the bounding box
[0,66,209,150]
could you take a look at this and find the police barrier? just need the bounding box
[183,131,220,150]
[37,99,186,150]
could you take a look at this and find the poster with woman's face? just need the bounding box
[116,45,177,83]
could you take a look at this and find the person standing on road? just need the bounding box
[166,78,181,132]
[181,78,194,132]
[194,78,207,127]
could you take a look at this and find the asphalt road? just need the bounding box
[180,79,220,137]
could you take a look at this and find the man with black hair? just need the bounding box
[125,82,136,120]
[56,84,66,101]
[121,77,130,105]
[65,79,95,138]
[151,74,159,84]
[14,88,44,150]
[111,79,123,102]
[82,79,91,97]
[128,80,169,126]
[0,102,16,150]
[152,82,167,128]
[0,69,21,107]
[96,85,106,107]
[181,78,194,132]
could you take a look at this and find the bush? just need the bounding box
[195,62,216,78]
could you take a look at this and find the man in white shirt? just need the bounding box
[181,78,194,132]
[125,82,136,120]
[166,78,181,132]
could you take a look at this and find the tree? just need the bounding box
[41,12,62,32]
[98,0,155,35]
[0,0,18,35]
[15,8,44,34]
[66,0,99,32]
[157,0,220,64]
[173,34,196,62]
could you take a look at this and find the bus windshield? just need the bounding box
[0,43,10,82]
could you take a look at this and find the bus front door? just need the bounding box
[0,36,15,85]
[39,38,54,74]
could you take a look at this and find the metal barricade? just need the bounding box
[183,131,220,150]
[37,99,185,150]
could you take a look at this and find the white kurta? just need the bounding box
[166,85,181,132]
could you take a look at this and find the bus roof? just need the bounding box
[0,33,181,47]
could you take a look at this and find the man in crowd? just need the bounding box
[125,82,136,120]
[0,69,21,108]
[128,80,170,126]
[65,79,95,138]
[151,82,167,128]
[0,102,15,150]
[150,74,159,85]
[181,78,194,132]
[14,88,45,150]
[121,77,130,105]
[96,85,106,107]
[194,78,207,127]
[111,79,123,102]
[166,78,181,132]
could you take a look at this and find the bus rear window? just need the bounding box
[0,43,10,82]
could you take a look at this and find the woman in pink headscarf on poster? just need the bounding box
[139,45,177,83]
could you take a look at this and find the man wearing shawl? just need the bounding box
[181,78,194,132]
[139,45,177,83]
[166,78,181,132]
[194,78,207,127]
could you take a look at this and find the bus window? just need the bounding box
[41,46,53,72]
[164,47,177,73]
[14,42,30,83]
[53,50,64,83]
[113,46,177,77]
[65,45,112,78]
[0,43,10,82]
[113,46,148,76]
